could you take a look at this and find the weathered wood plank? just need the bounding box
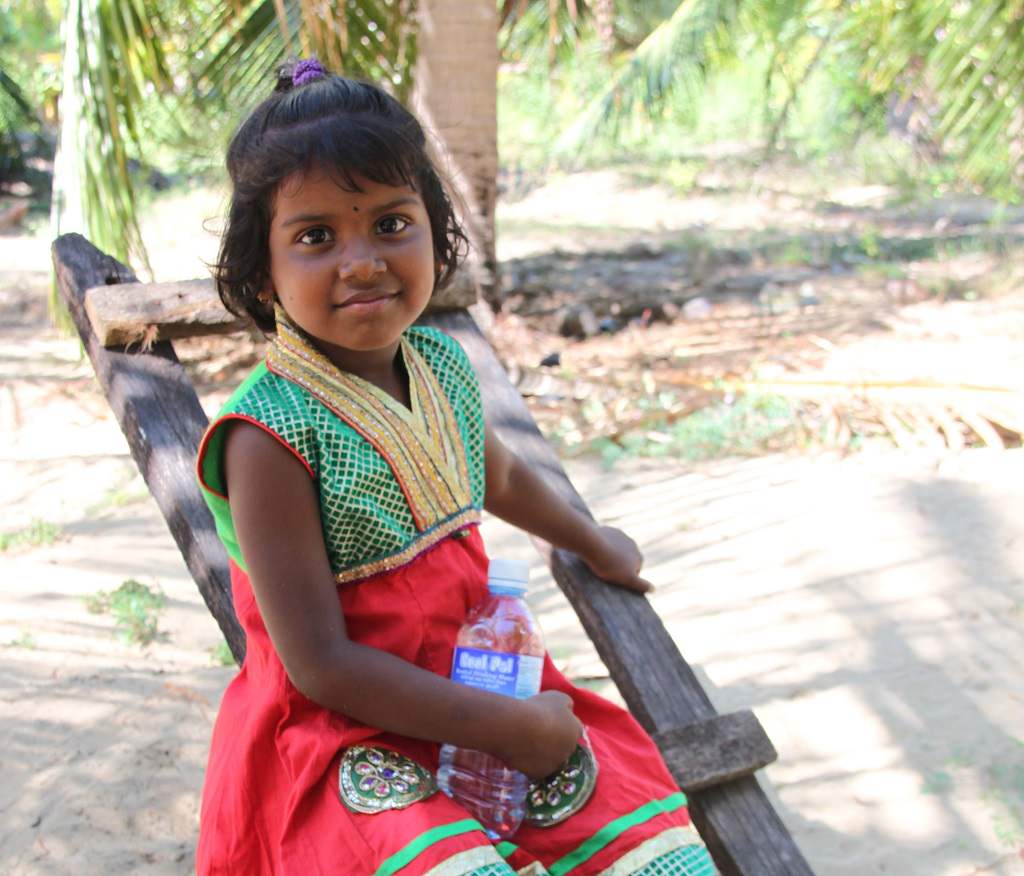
[422,310,815,876]
[85,268,480,347]
[85,279,247,346]
[653,711,777,792]
[52,234,245,663]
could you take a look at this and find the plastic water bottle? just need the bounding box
[438,557,545,838]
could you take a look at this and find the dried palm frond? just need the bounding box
[724,376,1024,451]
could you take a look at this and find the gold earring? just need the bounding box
[257,291,273,306]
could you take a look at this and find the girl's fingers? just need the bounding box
[628,575,654,594]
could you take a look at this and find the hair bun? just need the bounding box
[274,60,297,93]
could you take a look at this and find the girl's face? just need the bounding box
[266,168,436,374]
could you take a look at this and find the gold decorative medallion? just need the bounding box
[525,742,599,827]
[338,745,437,814]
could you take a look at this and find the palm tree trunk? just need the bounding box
[593,0,615,58]
[412,0,500,309]
[50,0,85,246]
[47,0,87,329]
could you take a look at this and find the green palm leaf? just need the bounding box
[555,0,745,155]
[0,67,38,177]
[851,0,1024,192]
[500,0,589,66]
[195,0,416,109]
[51,0,175,276]
[549,0,1023,193]
[0,68,35,120]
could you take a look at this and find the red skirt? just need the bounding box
[196,528,697,875]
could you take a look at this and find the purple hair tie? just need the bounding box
[293,58,327,87]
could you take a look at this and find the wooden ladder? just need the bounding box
[54,232,815,876]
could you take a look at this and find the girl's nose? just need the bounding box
[339,243,386,282]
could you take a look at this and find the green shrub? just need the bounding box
[0,519,61,552]
[85,578,167,646]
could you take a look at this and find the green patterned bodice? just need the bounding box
[197,317,485,583]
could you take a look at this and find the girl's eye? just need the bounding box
[376,215,409,235]
[297,227,332,246]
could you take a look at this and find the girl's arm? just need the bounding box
[223,422,581,779]
[483,424,653,593]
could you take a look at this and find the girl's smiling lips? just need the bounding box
[335,289,398,310]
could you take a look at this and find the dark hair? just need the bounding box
[213,61,468,332]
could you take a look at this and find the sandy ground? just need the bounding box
[3,188,1024,875]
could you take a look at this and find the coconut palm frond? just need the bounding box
[0,69,35,121]
[850,0,1024,191]
[195,0,418,110]
[50,0,176,277]
[928,2,1024,190]
[555,0,745,155]
[0,68,38,176]
[500,0,586,36]
[335,0,416,95]
[500,0,590,66]
[549,0,1023,194]
[614,0,693,49]
[499,0,528,31]
[193,0,294,108]
[748,0,838,151]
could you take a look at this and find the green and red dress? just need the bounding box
[195,312,715,876]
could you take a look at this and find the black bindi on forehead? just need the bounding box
[352,206,359,212]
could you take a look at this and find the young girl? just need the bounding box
[196,58,716,876]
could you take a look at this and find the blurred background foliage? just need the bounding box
[499,0,1024,198]
[1,0,1022,274]
[0,0,60,179]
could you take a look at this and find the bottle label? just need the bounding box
[451,647,543,699]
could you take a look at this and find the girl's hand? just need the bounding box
[483,426,652,593]
[500,691,582,780]
[581,526,654,594]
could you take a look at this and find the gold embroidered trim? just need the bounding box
[422,846,507,876]
[267,312,472,533]
[404,342,470,494]
[596,826,707,876]
[332,509,481,584]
